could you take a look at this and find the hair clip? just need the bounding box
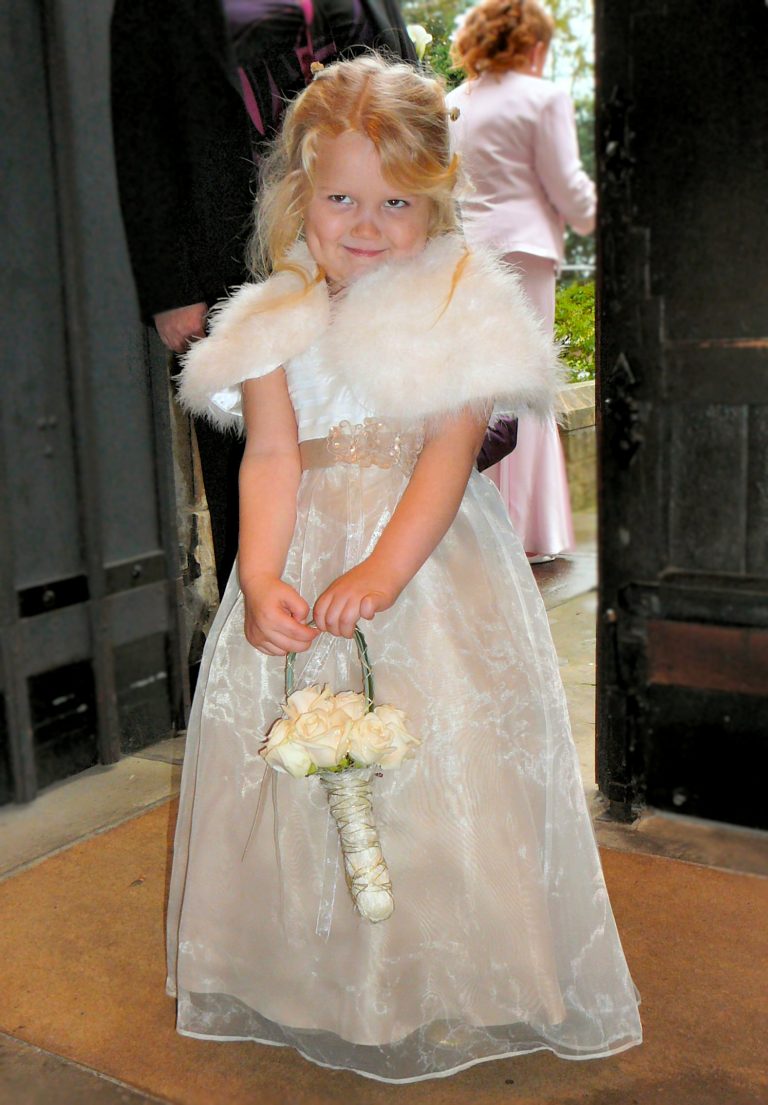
[310,61,325,78]
[448,106,461,122]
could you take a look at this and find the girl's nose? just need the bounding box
[351,211,380,240]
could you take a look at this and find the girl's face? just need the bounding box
[304,130,431,287]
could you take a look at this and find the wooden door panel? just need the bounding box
[644,687,768,830]
[596,0,768,828]
[668,405,749,574]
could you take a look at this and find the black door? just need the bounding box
[0,0,188,803]
[595,0,768,830]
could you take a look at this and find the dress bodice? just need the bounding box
[209,342,372,442]
[284,345,372,442]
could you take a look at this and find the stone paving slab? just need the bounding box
[0,1033,170,1105]
[133,736,187,766]
[533,509,597,612]
[548,590,598,787]
[594,802,768,879]
[0,754,181,880]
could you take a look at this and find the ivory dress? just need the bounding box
[167,236,641,1082]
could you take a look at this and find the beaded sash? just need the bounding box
[299,418,423,474]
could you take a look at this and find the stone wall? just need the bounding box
[559,381,596,511]
[169,394,220,670]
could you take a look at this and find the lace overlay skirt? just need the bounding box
[166,456,641,1082]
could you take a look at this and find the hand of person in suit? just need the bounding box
[153,302,208,353]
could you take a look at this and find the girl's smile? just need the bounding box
[304,130,431,286]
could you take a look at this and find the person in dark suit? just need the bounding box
[110,0,415,593]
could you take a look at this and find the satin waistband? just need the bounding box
[299,438,337,470]
[299,420,424,473]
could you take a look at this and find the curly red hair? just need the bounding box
[451,0,554,79]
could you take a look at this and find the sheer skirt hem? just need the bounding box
[165,467,642,1079]
[173,1023,643,1084]
[171,989,642,1083]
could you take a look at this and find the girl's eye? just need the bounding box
[384,199,409,209]
[328,194,352,205]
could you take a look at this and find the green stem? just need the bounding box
[285,622,375,712]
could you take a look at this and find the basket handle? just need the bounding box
[285,622,375,713]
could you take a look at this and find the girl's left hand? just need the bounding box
[313,561,398,638]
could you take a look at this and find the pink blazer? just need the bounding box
[446,71,596,264]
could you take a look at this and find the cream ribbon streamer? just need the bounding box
[315,807,341,940]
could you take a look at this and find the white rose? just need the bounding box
[333,690,368,721]
[372,704,420,770]
[348,712,393,766]
[284,684,334,721]
[262,716,292,751]
[293,708,352,768]
[261,719,314,778]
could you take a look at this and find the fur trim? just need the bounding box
[322,235,562,425]
[176,242,328,431]
[175,235,561,433]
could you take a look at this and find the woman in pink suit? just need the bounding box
[447,0,595,559]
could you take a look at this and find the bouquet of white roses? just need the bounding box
[260,627,419,923]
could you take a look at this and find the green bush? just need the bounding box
[555,280,595,383]
[425,27,465,88]
[402,9,465,87]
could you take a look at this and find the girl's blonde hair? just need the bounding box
[250,54,461,275]
[451,0,554,80]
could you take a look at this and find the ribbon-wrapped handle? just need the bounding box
[319,766,394,923]
[285,624,394,925]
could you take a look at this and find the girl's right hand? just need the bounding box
[241,573,318,656]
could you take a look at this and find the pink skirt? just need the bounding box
[486,413,574,556]
[486,252,574,557]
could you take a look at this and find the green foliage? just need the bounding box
[546,0,593,91]
[401,0,468,42]
[427,30,465,88]
[573,95,595,179]
[419,12,466,86]
[564,95,596,270]
[401,6,465,86]
[555,280,595,382]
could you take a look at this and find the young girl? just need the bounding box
[168,55,641,1083]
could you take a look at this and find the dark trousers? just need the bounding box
[194,417,244,595]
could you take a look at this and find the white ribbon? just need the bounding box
[315,807,341,940]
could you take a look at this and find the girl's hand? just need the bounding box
[313,561,398,638]
[242,573,318,655]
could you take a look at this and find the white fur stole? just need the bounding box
[177,235,561,433]
[177,247,329,431]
